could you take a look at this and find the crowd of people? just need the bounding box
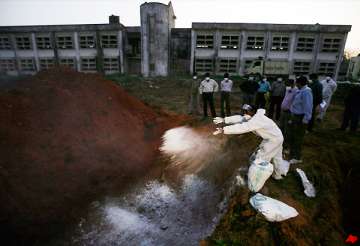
[189,71,359,164]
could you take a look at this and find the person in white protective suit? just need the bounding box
[317,75,337,121]
[213,104,286,179]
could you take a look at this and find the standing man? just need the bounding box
[288,76,313,164]
[199,72,219,118]
[220,73,233,118]
[317,74,337,121]
[255,77,271,109]
[188,72,201,115]
[268,77,286,121]
[307,73,323,132]
[339,84,360,132]
[279,79,298,149]
[240,76,259,105]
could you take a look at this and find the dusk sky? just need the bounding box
[1,0,359,54]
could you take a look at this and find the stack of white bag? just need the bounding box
[249,193,299,222]
[296,168,316,198]
[248,159,273,192]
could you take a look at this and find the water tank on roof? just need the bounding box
[140,2,176,77]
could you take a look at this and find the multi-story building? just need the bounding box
[0,2,352,79]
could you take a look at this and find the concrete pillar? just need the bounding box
[214,30,220,74]
[288,32,297,75]
[190,29,196,75]
[239,31,246,75]
[236,31,243,75]
[312,32,321,73]
[10,34,20,76]
[95,31,104,74]
[31,33,40,72]
[334,33,348,80]
[264,31,271,60]
[74,32,81,71]
[118,30,124,74]
[51,32,59,66]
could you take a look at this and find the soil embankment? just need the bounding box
[0,68,183,245]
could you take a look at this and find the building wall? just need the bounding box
[191,24,350,79]
[0,2,352,80]
[170,28,191,75]
[0,26,124,76]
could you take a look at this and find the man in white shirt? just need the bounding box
[317,74,337,121]
[199,72,219,118]
[220,73,233,118]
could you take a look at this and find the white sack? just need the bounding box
[248,160,274,192]
[249,193,299,222]
[296,168,316,198]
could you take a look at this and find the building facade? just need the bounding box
[0,2,352,79]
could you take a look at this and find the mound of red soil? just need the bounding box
[0,68,180,244]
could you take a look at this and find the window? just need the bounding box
[16,36,32,50]
[0,59,16,71]
[0,36,12,50]
[196,35,214,49]
[19,59,35,71]
[246,36,264,50]
[219,58,237,73]
[101,35,118,48]
[36,36,52,49]
[321,38,341,52]
[81,57,96,71]
[59,58,76,69]
[221,35,239,49]
[79,34,96,49]
[56,35,73,49]
[271,36,289,51]
[318,62,336,74]
[296,37,314,52]
[39,58,55,70]
[103,57,119,71]
[293,61,311,75]
[195,58,213,73]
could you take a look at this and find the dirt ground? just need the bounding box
[0,68,187,245]
[110,74,360,246]
[0,71,359,245]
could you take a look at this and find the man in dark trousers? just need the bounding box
[340,84,360,132]
[268,77,286,121]
[307,73,323,132]
[199,72,219,118]
[288,76,313,164]
[240,76,259,104]
[220,73,233,118]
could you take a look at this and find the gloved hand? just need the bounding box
[213,127,223,135]
[213,117,224,125]
[302,118,308,124]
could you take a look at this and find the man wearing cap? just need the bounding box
[213,104,286,180]
[199,72,219,118]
